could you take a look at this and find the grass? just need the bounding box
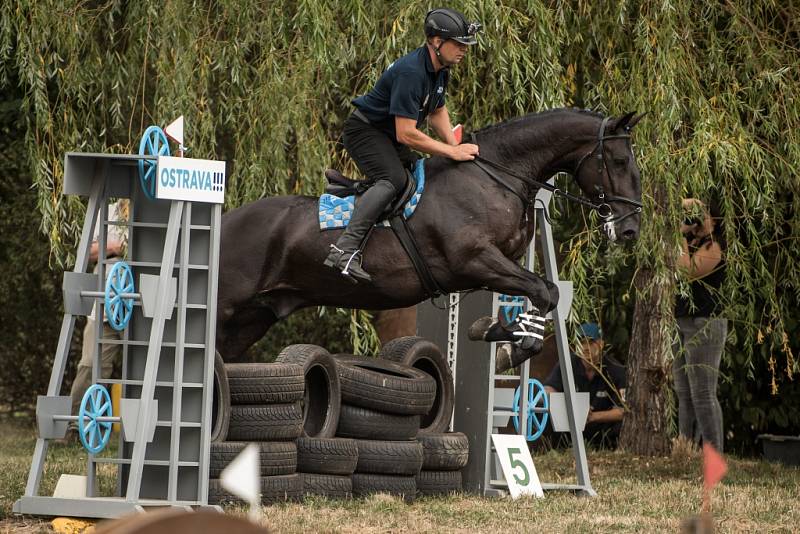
[1,417,798,533]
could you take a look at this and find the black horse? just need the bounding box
[216,108,644,361]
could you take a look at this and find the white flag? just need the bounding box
[165,115,184,145]
[220,443,260,519]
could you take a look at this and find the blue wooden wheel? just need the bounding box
[104,261,134,331]
[78,384,113,454]
[512,378,549,441]
[138,125,170,199]
[499,294,525,325]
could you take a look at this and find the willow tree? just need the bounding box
[556,1,800,454]
[1,0,565,359]
[3,1,798,452]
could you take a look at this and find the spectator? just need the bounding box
[544,322,626,448]
[673,197,726,452]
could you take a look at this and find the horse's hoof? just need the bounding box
[495,343,514,373]
[468,316,495,341]
[495,340,543,373]
[519,336,543,354]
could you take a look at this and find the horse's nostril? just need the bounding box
[622,229,638,240]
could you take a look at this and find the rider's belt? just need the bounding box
[353,109,371,124]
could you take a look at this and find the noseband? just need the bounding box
[471,116,642,227]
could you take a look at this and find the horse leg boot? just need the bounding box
[460,247,556,357]
[495,343,539,374]
[324,180,397,283]
[469,316,545,373]
[492,310,546,353]
[470,310,547,352]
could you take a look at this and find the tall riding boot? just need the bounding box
[324,180,397,283]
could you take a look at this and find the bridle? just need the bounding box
[470,116,643,233]
[573,116,643,225]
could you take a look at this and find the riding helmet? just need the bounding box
[424,8,482,45]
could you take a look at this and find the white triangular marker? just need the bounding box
[220,443,260,520]
[165,115,184,145]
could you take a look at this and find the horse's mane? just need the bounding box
[473,107,605,135]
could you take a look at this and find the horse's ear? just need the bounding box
[612,112,636,132]
[626,112,647,130]
[614,111,648,133]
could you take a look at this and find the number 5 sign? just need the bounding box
[491,434,544,498]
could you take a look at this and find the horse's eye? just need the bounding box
[614,157,628,166]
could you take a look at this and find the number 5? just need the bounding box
[508,448,530,486]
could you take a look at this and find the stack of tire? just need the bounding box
[207,353,305,504]
[377,337,470,496]
[208,335,467,503]
[275,345,357,500]
[331,336,469,500]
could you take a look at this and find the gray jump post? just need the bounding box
[14,123,226,518]
[417,179,597,497]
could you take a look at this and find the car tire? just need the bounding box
[379,337,454,435]
[276,344,341,438]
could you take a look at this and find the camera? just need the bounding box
[682,213,703,239]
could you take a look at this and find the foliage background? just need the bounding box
[1,1,798,454]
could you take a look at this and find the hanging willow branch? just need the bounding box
[3,1,799,386]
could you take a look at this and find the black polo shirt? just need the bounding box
[352,46,449,142]
[675,233,726,318]
[545,354,626,412]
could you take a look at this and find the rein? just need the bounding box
[469,116,643,223]
[471,150,602,211]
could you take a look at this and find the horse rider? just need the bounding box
[324,7,482,283]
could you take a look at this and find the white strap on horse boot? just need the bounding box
[511,311,546,350]
[479,308,547,351]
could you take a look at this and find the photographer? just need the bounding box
[672,197,726,452]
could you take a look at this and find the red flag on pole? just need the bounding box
[703,443,728,490]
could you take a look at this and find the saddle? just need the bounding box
[324,168,418,219]
[321,165,444,298]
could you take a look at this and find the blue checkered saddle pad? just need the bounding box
[318,159,426,230]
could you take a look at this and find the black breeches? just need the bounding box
[342,113,416,193]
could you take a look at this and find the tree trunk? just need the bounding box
[619,267,673,455]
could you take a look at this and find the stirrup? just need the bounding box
[324,244,371,283]
[340,248,363,277]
